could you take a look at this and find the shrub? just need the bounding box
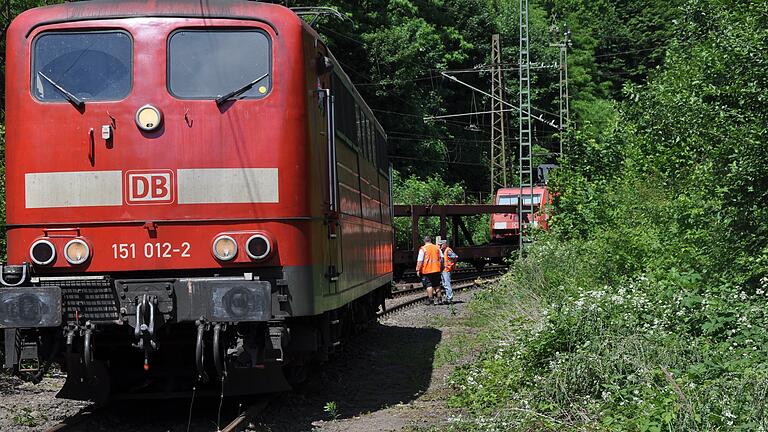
[446,2,768,429]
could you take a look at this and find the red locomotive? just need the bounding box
[0,0,392,401]
[490,186,551,242]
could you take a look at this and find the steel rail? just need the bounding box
[218,397,272,432]
[392,267,505,298]
[398,265,507,283]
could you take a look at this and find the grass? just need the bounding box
[323,401,340,420]
[438,235,768,431]
[11,408,47,427]
[433,332,477,369]
[426,313,449,328]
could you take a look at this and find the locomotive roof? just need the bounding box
[19,0,282,18]
[15,0,288,36]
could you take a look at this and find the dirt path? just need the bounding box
[251,290,477,432]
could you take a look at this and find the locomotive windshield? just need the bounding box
[168,30,271,100]
[32,31,132,103]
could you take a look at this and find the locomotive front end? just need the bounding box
[1,1,325,400]
[490,187,551,243]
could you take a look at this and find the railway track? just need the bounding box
[42,398,272,432]
[205,273,501,432]
[397,264,506,283]
[214,397,273,432]
[391,266,506,299]
[380,277,495,318]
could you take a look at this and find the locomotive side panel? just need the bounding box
[326,59,393,311]
[299,28,393,315]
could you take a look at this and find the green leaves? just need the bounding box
[446,0,768,429]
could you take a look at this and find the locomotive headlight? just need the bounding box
[212,235,238,261]
[29,239,56,266]
[64,239,90,265]
[135,104,163,131]
[246,234,271,260]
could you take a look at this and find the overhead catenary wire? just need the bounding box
[594,46,661,58]
[388,156,486,167]
[372,108,475,129]
[314,14,564,170]
[317,24,525,134]
[439,72,560,130]
[388,135,554,144]
[424,107,526,121]
[442,64,559,74]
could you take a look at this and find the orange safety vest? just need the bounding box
[417,243,442,274]
[443,247,457,272]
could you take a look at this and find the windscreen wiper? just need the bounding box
[37,72,85,109]
[215,73,269,106]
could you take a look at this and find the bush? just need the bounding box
[445,1,768,430]
[450,233,768,430]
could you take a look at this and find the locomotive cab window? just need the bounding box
[498,195,542,206]
[523,195,542,206]
[168,30,271,100]
[32,31,132,102]
[498,196,517,205]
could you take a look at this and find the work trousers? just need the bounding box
[441,271,453,301]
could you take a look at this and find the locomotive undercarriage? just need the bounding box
[1,265,390,402]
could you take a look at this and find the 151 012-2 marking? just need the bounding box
[112,242,191,259]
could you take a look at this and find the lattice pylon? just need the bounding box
[518,0,534,254]
[490,34,507,196]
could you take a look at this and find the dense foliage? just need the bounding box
[447,0,768,430]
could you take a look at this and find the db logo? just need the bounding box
[125,170,175,205]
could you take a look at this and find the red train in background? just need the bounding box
[490,186,552,243]
[0,0,392,401]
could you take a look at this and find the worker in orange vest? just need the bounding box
[440,239,459,304]
[416,235,444,305]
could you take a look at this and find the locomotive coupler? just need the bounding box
[134,294,157,340]
[133,294,158,371]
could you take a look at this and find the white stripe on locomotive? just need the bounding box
[24,168,279,208]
